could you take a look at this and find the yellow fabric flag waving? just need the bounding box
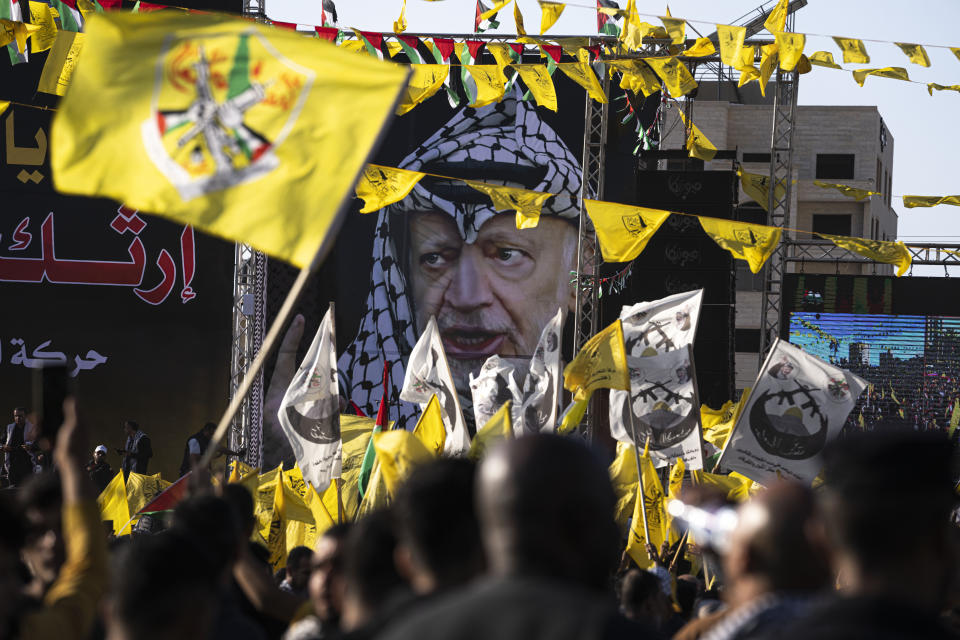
[738,169,784,212]
[903,195,960,208]
[665,457,685,544]
[928,83,960,96]
[396,64,449,115]
[512,64,558,112]
[469,400,513,461]
[817,234,912,277]
[413,394,447,457]
[466,180,553,229]
[465,65,508,107]
[97,471,131,536]
[833,37,870,64]
[699,217,782,274]
[393,0,407,33]
[645,56,697,98]
[763,0,788,34]
[775,32,805,71]
[356,165,425,213]
[813,180,879,201]
[625,447,666,569]
[808,51,841,69]
[51,12,409,268]
[683,37,715,57]
[373,430,435,497]
[853,67,910,87]
[559,319,630,433]
[895,42,930,67]
[608,59,661,97]
[514,0,526,36]
[717,24,746,68]
[557,52,606,103]
[609,442,638,534]
[538,1,565,33]
[677,110,716,161]
[585,199,670,262]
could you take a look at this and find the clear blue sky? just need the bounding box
[266,0,960,272]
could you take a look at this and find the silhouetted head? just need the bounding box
[171,494,242,583]
[18,471,65,591]
[221,483,256,539]
[309,523,352,625]
[285,545,313,593]
[393,458,484,593]
[477,434,620,591]
[619,568,672,629]
[340,509,409,631]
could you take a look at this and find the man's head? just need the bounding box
[170,494,242,583]
[93,445,107,463]
[17,471,66,591]
[477,434,619,591]
[107,530,217,640]
[309,523,352,625]
[221,483,256,539]
[122,420,138,438]
[340,509,408,631]
[12,407,26,428]
[619,569,672,628]
[722,481,831,606]
[819,429,955,611]
[285,545,313,594]
[201,422,216,438]
[393,458,485,593]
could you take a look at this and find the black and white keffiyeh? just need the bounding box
[338,90,582,429]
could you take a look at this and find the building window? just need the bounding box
[816,154,855,179]
[812,214,852,236]
[743,152,771,163]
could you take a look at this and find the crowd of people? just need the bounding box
[0,398,958,640]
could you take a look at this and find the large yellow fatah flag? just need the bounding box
[51,12,408,268]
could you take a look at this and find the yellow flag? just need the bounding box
[487,43,518,72]
[396,64,448,115]
[0,19,41,53]
[51,12,408,269]
[737,169,785,212]
[514,0,526,35]
[701,388,749,450]
[228,459,255,483]
[757,43,778,96]
[951,47,960,61]
[625,448,666,569]
[817,234,912,277]
[895,42,930,67]
[774,32,804,71]
[413,394,447,457]
[338,415,377,519]
[928,83,960,95]
[538,1,564,33]
[98,471,132,536]
[563,319,630,403]
[480,0,511,19]
[833,37,870,64]
[393,0,407,33]
[645,56,697,98]
[853,67,910,87]
[903,195,960,208]
[466,180,553,229]
[660,16,685,45]
[0,101,8,117]
[557,51,606,103]
[356,461,390,517]
[813,180,879,201]
[763,0,788,33]
[696,470,755,502]
[609,442,638,534]
[465,65,508,107]
[266,471,288,567]
[28,1,57,53]
[683,37,715,57]
[126,472,171,518]
[677,110,716,161]
[255,465,282,543]
[736,45,760,87]
[281,467,317,524]
[665,457,685,544]
[808,50,841,69]
[717,24,746,69]
[699,217,782,274]
[469,400,513,461]
[511,63,558,111]
[950,400,960,438]
[608,59,661,97]
[356,164,425,213]
[585,199,670,262]
[373,430,435,497]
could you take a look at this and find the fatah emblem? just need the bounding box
[284,397,341,445]
[622,213,648,237]
[826,377,851,403]
[142,31,314,201]
[748,383,828,459]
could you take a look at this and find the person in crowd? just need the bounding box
[105,529,218,640]
[86,445,113,494]
[379,434,654,640]
[774,430,958,640]
[618,569,675,633]
[0,397,108,640]
[171,493,267,640]
[179,422,246,478]
[284,523,353,640]
[280,547,314,598]
[679,482,832,640]
[17,473,66,600]
[118,420,152,476]
[3,407,35,487]
[391,458,485,595]
[338,509,412,638]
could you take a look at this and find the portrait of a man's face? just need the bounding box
[338,90,583,429]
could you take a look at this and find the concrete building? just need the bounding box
[658,82,899,390]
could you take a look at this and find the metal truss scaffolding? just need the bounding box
[758,11,800,366]
[229,243,266,466]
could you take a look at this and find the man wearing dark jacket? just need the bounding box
[86,445,113,494]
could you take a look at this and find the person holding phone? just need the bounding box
[4,407,35,487]
[118,420,152,476]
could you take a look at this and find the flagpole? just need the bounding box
[198,67,413,471]
[629,406,651,545]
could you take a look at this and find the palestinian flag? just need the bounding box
[321,0,337,26]
[136,471,192,515]
[597,0,621,36]
[475,0,501,32]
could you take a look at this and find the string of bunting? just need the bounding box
[355,163,915,276]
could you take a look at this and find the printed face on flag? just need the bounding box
[620,289,703,356]
[719,340,866,484]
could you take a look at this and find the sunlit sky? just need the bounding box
[267,0,960,263]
